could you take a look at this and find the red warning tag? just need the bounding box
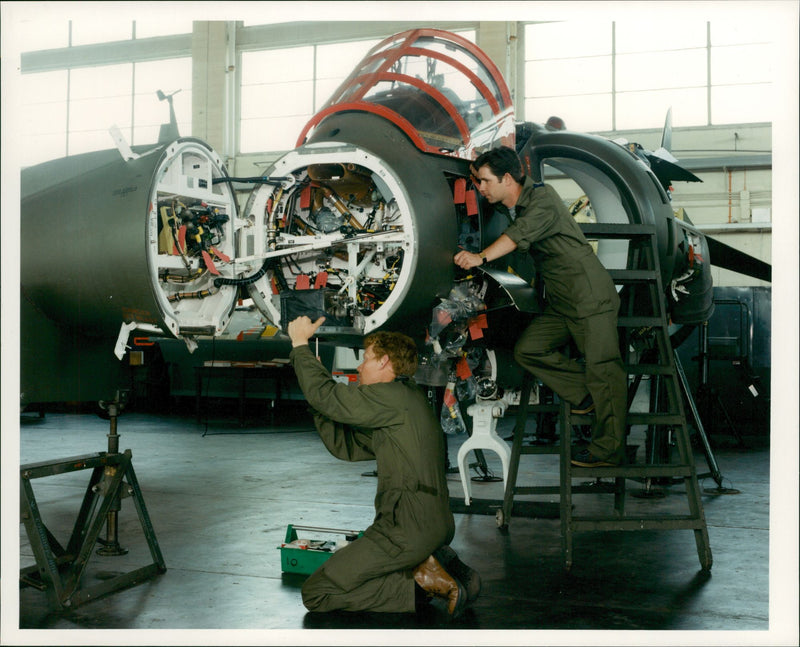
[300,185,312,209]
[314,271,328,288]
[202,250,220,275]
[295,274,310,290]
[468,312,488,340]
[465,190,478,216]
[211,246,231,263]
[177,225,187,254]
[453,178,466,204]
[456,356,472,380]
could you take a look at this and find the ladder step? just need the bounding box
[514,485,561,495]
[607,269,658,282]
[515,482,619,496]
[570,463,694,478]
[626,363,674,376]
[515,403,560,413]
[626,412,685,425]
[520,445,560,455]
[618,316,665,327]
[579,223,657,238]
[568,411,684,425]
[570,516,706,531]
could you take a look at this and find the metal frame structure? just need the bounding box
[496,223,713,572]
[20,445,166,609]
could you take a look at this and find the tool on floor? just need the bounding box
[279,524,363,575]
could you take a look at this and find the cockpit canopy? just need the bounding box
[297,28,515,159]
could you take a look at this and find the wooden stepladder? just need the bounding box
[499,223,713,573]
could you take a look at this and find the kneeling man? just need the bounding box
[287,316,479,616]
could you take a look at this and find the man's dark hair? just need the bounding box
[473,146,525,184]
[363,331,418,377]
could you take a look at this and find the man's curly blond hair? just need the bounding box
[363,331,418,377]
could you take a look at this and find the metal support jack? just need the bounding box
[19,391,166,609]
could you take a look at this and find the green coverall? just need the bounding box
[289,345,455,613]
[501,178,628,463]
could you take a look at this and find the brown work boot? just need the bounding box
[434,545,481,603]
[412,554,466,616]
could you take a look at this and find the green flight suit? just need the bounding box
[502,178,628,463]
[289,345,455,613]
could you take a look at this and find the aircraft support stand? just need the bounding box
[19,394,166,609]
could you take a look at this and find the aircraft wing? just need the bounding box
[705,235,772,283]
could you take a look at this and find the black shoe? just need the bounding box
[434,545,481,604]
[570,395,595,415]
[571,448,617,467]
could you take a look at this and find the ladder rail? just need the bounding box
[500,223,713,572]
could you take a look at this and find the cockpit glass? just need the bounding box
[307,29,515,158]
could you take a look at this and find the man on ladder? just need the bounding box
[454,146,627,467]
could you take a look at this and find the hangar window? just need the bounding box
[132,58,193,144]
[15,15,193,46]
[240,46,317,154]
[18,70,69,166]
[19,56,192,167]
[240,40,381,153]
[69,19,134,46]
[523,15,775,131]
[11,16,70,50]
[16,15,192,168]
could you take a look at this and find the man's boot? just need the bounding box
[434,545,481,603]
[412,554,466,616]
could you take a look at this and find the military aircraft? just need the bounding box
[20,28,771,410]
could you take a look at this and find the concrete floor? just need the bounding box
[9,401,795,644]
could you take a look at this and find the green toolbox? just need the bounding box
[279,524,364,575]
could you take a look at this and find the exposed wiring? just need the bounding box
[213,258,272,288]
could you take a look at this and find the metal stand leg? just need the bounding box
[19,391,166,609]
[674,351,740,495]
[96,394,129,556]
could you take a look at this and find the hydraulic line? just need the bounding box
[317,184,364,230]
[162,268,206,284]
[168,288,216,303]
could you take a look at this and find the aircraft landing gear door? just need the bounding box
[147,139,242,342]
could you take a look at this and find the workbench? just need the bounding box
[194,363,289,425]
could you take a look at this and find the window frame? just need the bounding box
[521,20,774,131]
[19,23,193,164]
